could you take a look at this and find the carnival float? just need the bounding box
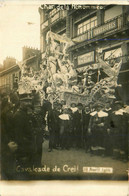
[17,31,122,111]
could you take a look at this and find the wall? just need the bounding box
[22,47,40,61]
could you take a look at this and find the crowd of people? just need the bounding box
[46,100,128,162]
[1,90,129,180]
[1,91,45,179]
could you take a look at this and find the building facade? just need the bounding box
[22,46,41,72]
[0,47,41,94]
[39,5,129,104]
[0,57,20,93]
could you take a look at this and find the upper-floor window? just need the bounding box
[104,47,122,65]
[104,6,122,22]
[77,16,97,36]
[49,8,59,18]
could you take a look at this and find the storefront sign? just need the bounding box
[61,91,91,106]
[51,12,60,23]
[78,51,95,66]
[63,92,79,104]
[93,20,117,37]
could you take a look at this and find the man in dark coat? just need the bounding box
[47,102,61,151]
[83,106,91,152]
[59,107,72,150]
[28,107,44,167]
[109,101,124,160]
[13,98,34,168]
[70,103,78,147]
[110,102,128,161]
[73,103,84,148]
[1,96,18,179]
[120,111,128,161]
[47,105,55,152]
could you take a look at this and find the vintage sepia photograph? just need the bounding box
[0,1,129,183]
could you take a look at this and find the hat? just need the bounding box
[60,100,66,105]
[70,102,77,107]
[77,103,83,107]
[93,102,104,108]
[19,93,32,101]
[115,100,123,104]
[57,103,62,107]
[88,69,95,75]
[53,101,58,107]
[20,97,32,101]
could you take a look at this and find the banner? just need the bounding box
[61,91,91,106]
[46,31,74,45]
[98,57,122,78]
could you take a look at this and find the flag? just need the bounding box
[98,57,122,78]
[46,31,74,45]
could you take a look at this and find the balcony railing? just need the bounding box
[73,14,125,43]
[77,19,97,36]
[50,10,67,24]
[41,10,67,31]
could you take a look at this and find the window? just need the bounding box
[49,8,59,18]
[12,73,15,83]
[104,47,122,65]
[77,16,97,36]
[6,75,9,85]
[104,6,122,22]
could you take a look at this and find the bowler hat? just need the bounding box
[77,103,83,107]
[70,102,76,107]
[19,93,32,101]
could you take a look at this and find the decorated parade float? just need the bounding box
[17,31,123,113]
[16,31,129,157]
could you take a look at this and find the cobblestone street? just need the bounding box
[41,139,128,180]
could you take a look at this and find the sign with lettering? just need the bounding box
[93,20,117,37]
[61,91,91,106]
[78,51,95,66]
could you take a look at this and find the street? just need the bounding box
[40,139,128,180]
